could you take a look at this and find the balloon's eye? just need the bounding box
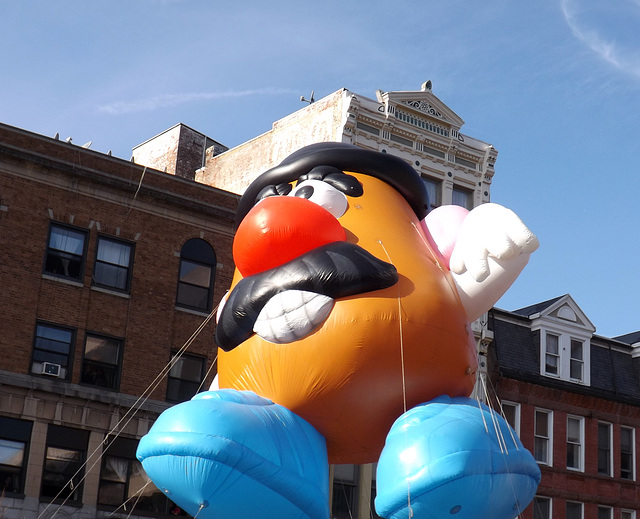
[290,180,348,219]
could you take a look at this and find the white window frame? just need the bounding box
[597,421,613,477]
[537,327,591,385]
[566,415,585,472]
[533,496,551,519]
[597,506,613,519]
[501,401,521,437]
[620,426,636,481]
[566,500,584,519]
[534,408,553,466]
[621,509,636,519]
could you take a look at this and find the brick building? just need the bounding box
[486,295,640,519]
[0,122,237,519]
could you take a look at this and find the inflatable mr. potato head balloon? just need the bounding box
[138,143,541,519]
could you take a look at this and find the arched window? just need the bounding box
[176,238,216,312]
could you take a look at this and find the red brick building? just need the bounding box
[488,295,640,519]
[0,122,237,519]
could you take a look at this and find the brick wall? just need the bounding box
[0,124,238,401]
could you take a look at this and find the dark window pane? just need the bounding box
[81,360,117,389]
[179,261,211,288]
[94,238,132,291]
[33,323,73,376]
[84,336,119,364]
[533,498,550,519]
[97,238,130,266]
[45,225,86,280]
[621,427,634,479]
[176,282,209,310]
[170,356,204,383]
[566,502,582,519]
[94,263,128,290]
[167,378,200,404]
[181,238,215,264]
[0,439,25,467]
[41,447,84,501]
[167,354,204,403]
[49,227,85,255]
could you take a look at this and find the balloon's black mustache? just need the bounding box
[215,241,398,351]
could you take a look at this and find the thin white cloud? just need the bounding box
[98,88,297,115]
[560,0,640,79]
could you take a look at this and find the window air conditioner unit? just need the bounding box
[41,362,62,377]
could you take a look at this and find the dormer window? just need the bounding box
[540,329,590,384]
[528,295,595,386]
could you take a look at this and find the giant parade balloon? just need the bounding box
[137,142,541,519]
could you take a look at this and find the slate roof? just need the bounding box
[614,331,640,344]
[490,307,640,406]
[510,295,565,317]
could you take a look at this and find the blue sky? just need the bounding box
[2,0,639,337]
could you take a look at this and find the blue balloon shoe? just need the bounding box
[137,389,329,519]
[375,396,541,519]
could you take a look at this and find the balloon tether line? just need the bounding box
[377,238,413,519]
[36,308,217,519]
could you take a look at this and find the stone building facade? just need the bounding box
[190,82,497,212]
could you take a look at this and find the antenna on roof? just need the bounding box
[300,90,315,104]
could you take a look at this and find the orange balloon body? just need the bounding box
[218,174,477,464]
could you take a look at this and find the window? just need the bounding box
[539,329,590,384]
[544,333,559,376]
[598,506,613,519]
[598,422,613,476]
[622,510,636,519]
[534,409,552,465]
[99,435,184,515]
[566,501,583,519]
[93,236,134,292]
[452,186,472,209]
[332,464,359,519]
[566,416,584,471]
[532,496,551,519]
[41,425,89,503]
[176,238,216,312]
[570,339,584,381]
[422,177,441,208]
[44,223,87,281]
[501,401,520,436]
[32,322,74,379]
[621,426,635,480]
[0,417,32,496]
[80,334,123,390]
[166,352,205,403]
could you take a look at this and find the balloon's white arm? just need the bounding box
[423,203,539,322]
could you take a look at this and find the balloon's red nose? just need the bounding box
[233,196,347,277]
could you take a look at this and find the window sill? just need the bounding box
[41,274,83,287]
[175,306,212,317]
[91,285,131,298]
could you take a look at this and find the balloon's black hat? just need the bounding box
[235,142,430,227]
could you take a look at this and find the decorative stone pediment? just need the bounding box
[402,99,445,119]
[530,294,596,334]
[376,81,465,129]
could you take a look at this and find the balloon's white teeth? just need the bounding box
[254,290,334,344]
